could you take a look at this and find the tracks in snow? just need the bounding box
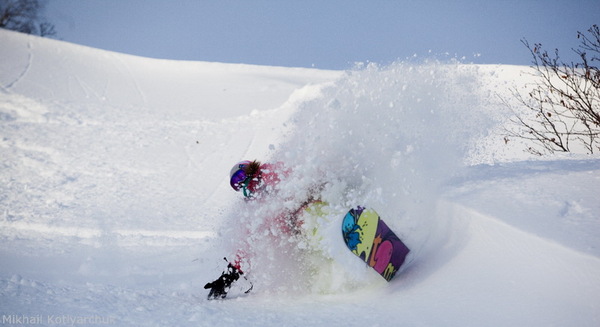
[4,40,33,90]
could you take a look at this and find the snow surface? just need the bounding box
[1,29,600,326]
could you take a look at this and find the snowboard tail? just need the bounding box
[342,207,410,281]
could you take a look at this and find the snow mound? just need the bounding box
[1,29,600,326]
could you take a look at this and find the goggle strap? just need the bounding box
[242,177,251,198]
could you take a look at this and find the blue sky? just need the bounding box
[46,0,599,70]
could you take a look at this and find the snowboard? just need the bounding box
[342,206,410,281]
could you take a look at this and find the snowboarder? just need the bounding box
[204,160,286,299]
[204,159,319,299]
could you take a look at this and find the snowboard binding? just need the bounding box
[204,257,252,300]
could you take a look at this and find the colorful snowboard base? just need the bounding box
[342,206,410,281]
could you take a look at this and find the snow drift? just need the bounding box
[1,29,599,326]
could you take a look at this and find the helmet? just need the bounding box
[229,160,262,197]
[230,160,251,191]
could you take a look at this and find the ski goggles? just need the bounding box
[230,169,254,198]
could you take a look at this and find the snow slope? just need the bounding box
[1,29,599,326]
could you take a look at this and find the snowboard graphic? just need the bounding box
[342,207,410,281]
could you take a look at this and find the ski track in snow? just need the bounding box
[1,29,600,326]
[112,54,149,106]
[3,40,33,90]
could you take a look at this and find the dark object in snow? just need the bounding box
[204,258,252,300]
